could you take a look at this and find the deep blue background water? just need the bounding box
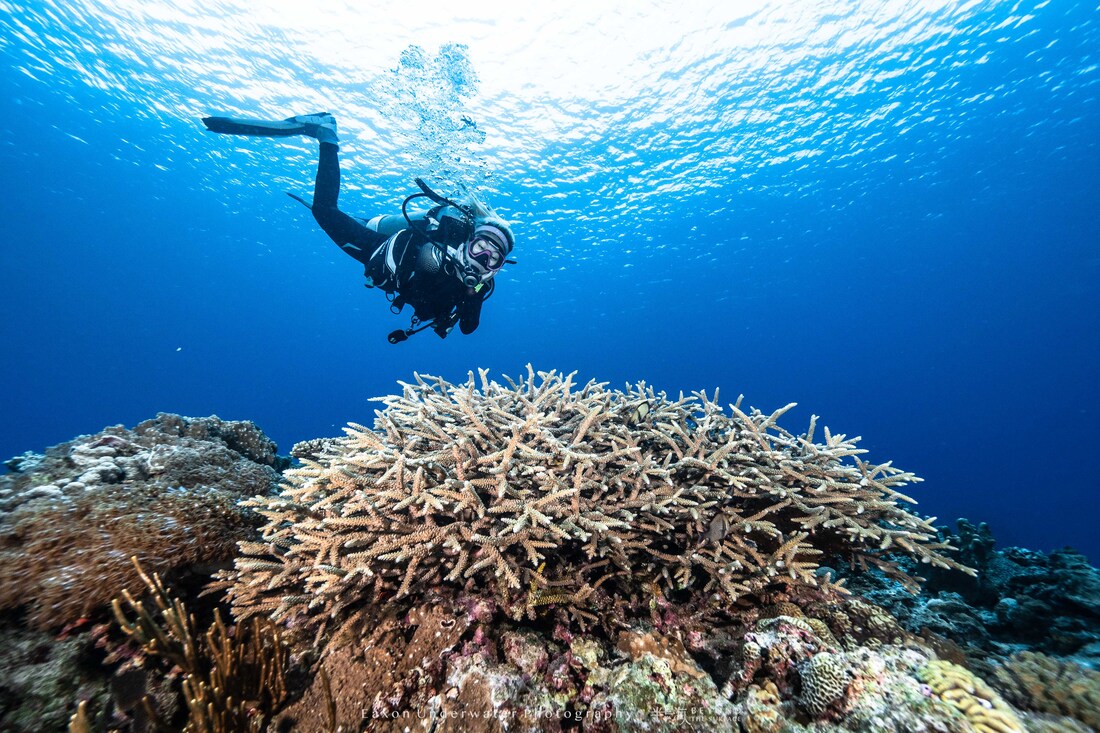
[2,1,1097,561]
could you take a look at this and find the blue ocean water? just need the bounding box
[1,1,1097,561]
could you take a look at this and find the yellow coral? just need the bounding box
[740,681,784,733]
[919,660,1026,733]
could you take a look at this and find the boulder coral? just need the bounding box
[798,651,850,717]
[990,651,1100,730]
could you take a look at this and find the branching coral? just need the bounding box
[107,558,289,733]
[220,367,972,642]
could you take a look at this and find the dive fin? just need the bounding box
[201,113,333,138]
[286,192,314,210]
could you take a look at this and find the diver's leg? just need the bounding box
[311,142,384,263]
[202,110,376,258]
[313,142,342,210]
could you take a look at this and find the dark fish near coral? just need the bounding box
[702,514,757,548]
[705,513,731,543]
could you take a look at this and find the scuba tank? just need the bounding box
[401,178,488,287]
[401,178,475,248]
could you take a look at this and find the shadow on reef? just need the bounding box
[0,368,1097,733]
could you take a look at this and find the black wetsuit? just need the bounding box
[311,142,490,334]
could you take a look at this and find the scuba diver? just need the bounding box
[200,112,515,343]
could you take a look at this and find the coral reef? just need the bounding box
[1,371,1094,733]
[0,414,285,629]
[266,587,1058,733]
[939,520,1100,658]
[844,519,1100,663]
[989,651,1100,730]
[275,588,749,732]
[221,367,972,644]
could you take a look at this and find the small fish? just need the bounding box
[705,513,731,543]
[629,400,651,426]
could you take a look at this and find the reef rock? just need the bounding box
[847,519,1100,662]
[0,413,286,629]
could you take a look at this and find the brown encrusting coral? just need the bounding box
[0,413,284,629]
[220,366,972,643]
[989,651,1100,730]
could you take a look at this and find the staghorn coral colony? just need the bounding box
[221,367,973,643]
[1,368,1098,733]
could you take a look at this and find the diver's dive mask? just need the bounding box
[454,251,493,287]
[467,235,505,271]
[454,225,509,287]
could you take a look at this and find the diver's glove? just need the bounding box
[432,311,460,338]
